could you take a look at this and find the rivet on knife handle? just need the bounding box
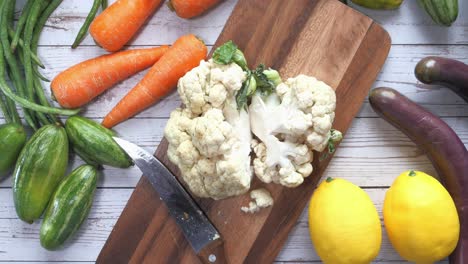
[198,239,227,264]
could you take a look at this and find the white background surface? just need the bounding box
[1,0,467,263]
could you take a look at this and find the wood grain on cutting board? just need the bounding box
[97,0,391,263]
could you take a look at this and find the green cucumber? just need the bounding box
[13,124,69,223]
[65,116,132,168]
[350,0,403,9]
[40,165,98,250]
[72,145,101,168]
[418,0,458,26]
[0,123,27,179]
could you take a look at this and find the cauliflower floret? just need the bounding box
[165,61,252,200]
[214,155,251,198]
[178,59,246,115]
[251,139,313,187]
[165,109,199,168]
[190,109,234,158]
[164,108,195,146]
[276,75,336,151]
[249,75,336,187]
[241,188,274,214]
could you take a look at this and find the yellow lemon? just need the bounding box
[308,177,382,264]
[384,170,460,263]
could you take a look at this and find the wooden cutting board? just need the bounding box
[97,0,390,263]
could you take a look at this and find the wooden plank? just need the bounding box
[0,189,131,219]
[19,0,468,46]
[277,222,448,263]
[0,218,116,262]
[25,45,468,120]
[97,0,390,263]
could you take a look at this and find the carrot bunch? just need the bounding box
[52,34,206,128]
[51,46,169,108]
[51,0,217,127]
[102,34,207,128]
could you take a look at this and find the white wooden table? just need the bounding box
[1,1,467,263]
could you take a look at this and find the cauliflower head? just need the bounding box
[249,75,336,187]
[164,60,252,200]
[166,54,340,198]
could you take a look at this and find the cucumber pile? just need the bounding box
[0,1,131,251]
[3,116,132,250]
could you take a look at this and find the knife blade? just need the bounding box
[113,137,227,264]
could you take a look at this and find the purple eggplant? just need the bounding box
[415,56,468,102]
[369,87,468,264]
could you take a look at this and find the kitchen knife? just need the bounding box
[113,137,227,264]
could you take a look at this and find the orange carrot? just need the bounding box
[90,0,163,52]
[51,46,169,108]
[169,0,221,19]
[102,34,207,128]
